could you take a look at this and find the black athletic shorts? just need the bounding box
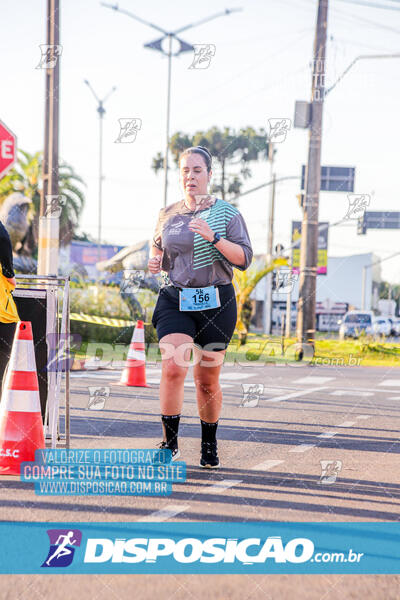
[151,283,237,351]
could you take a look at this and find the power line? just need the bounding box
[331,4,400,34]
[175,28,312,113]
[336,0,400,10]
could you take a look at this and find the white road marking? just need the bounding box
[220,372,254,380]
[144,379,233,389]
[334,387,400,394]
[388,396,400,400]
[251,459,284,471]
[203,479,242,494]
[289,444,315,453]
[338,421,355,427]
[356,415,372,420]
[330,390,373,397]
[378,380,400,387]
[137,504,190,522]
[265,386,327,403]
[317,431,337,439]
[295,376,334,385]
[71,373,120,379]
[184,382,233,389]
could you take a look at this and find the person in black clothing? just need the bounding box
[0,221,16,391]
[0,221,16,285]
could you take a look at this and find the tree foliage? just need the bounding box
[0,149,86,254]
[233,256,289,343]
[152,125,270,205]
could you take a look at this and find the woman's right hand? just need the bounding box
[147,255,162,274]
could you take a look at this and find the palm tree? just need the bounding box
[0,150,85,255]
[233,256,289,344]
[152,125,270,206]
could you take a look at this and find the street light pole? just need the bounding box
[163,34,173,208]
[84,80,116,270]
[101,4,242,207]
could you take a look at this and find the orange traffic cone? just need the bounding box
[117,320,149,387]
[0,321,45,476]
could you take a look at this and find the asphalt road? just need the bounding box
[1,361,400,598]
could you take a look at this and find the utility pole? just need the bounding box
[263,144,276,334]
[296,0,328,351]
[37,0,60,276]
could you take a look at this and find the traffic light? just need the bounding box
[296,193,304,208]
[357,214,366,235]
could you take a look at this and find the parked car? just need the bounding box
[391,318,400,336]
[386,317,398,336]
[338,311,374,340]
[372,317,392,337]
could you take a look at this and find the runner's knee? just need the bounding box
[194,376,220,395]
[162,359,187,381]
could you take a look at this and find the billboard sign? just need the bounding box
[292,221,328,275]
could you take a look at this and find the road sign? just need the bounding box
[0,120,17,179]
[301,165,355,192]
[292,221,328,275]
[358,211,400,234]
[0,121,17,178]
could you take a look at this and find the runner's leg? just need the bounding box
[159,332,193,415]
[192,346,226,422]
[193,347,226,467]
[158,332,193,455]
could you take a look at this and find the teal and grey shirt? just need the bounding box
[152,197,253,288]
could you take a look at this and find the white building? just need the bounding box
[251,252,381,330]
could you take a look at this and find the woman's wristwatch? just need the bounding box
[211,232,221,245]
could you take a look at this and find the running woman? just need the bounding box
[148,146,253,468]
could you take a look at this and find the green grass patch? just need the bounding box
[74,334,400,368]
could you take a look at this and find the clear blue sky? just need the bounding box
[2,0,400,281]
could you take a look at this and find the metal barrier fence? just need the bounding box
[14,274,70,449]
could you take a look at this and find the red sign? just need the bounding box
[0,120,17,179]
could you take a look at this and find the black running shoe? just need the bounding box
[155,441,181,462]
[199,441,219,469]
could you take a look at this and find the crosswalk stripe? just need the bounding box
[289,444,315,453]
[317,431,337,439]
[203,480,242,494]
[265,386,327,403]
[137,504,190,522]
[251,459,284,471]
[294,376,335,385]
[220,373,254,380]
[330,390,373,397]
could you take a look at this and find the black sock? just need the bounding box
[201,419,218,444]
[161,414,181,449]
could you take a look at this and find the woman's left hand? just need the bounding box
[188,217,214,242]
